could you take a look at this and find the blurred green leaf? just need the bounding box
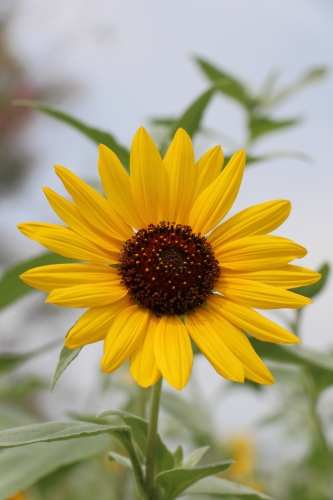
[0,436,107,500]
[291,263,330,299]
[265,67,328,108]
[0,252,72,310]
[13,100,130,171]
[108,451,133,470]
[185,476,274,499]
[157,88,216,155]
[98,410,174,473]
[0,421,128,448]
[248,115,300,142]
[168,88,215,137]
[151,117,177,127]
[195,57,256,109]
[250,339,333,393]
[51,344,82,392]
[182,446,210,468]
[173,444,184,468]
[155,460,233,500]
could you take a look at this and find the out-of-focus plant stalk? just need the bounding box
[303,370,333,491]
[145,378,163,500]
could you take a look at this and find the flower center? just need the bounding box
[118,221,220,316]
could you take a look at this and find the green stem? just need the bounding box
[303,371,333,485]
[145,377,163,500]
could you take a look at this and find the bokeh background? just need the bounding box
[0,1,332,498]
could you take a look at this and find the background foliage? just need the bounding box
[0,3,332,500]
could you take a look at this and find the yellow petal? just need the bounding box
[43,188,122,252]
[17,223,119,264]
[185,311,244,382]
[20,263,119,292]
[216,278,312,309]
[130,127,167,225]
[46,281,127,308]
[193,146,224,202]
[220,265,322,289]
[163,128,196,224]
[189,150,246,235]
[198,307,274,385]
[98,144,145,230]
[208,200,291,247]
[208,294,300,344]
[55,166,132,241]
[130,314,161,388]
[101,305,149,372]
[65,296,132,349]
[154,315,193,390]
[215,235,307,271]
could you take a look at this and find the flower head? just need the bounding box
[18,127,320,390]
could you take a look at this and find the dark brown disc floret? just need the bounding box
[118,221,220,316]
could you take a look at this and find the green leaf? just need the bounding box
[158,88,215,155]
[291,263,330,299]
[108,451,133,470]
[265,66,328,109]
[248,115,300,142]
[13,100,130,171]
[51,344,82,391]
[173,445,184,468]
[98,410,174,473]
[0,436,107,500]
[169,88,215,139]
[155,460,233,500]
[182,446,210,468]
[184,476,274,499]
[250,339,333,393]
[195,57,256,109]
[0,252,72,310]
[0,421,129,448]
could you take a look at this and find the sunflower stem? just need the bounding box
[145,377,163,500]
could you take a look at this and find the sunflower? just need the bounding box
[18,127,320,390]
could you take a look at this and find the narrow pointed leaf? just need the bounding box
[0,421,129,448]
[0,437,107,500]
[98,410,174,473]
[158,88,216,155]
[248,115,300,142]
[0,252,72,310]
[195,57,255,109]
[155,460,233,500]
[185,476,274,499]
[170,88,215,138]
[108,451,133,470]
[266,66,328,108]
[182,446,210,468]
[51,344,82,391]
[13,100,130,170]
[173,445,184,468]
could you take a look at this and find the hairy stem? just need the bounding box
[145,378,163,499]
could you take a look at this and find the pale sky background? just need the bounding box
[1,0,333,453]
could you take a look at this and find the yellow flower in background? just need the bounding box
[18,127,320,390]
[8,492,26,500]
